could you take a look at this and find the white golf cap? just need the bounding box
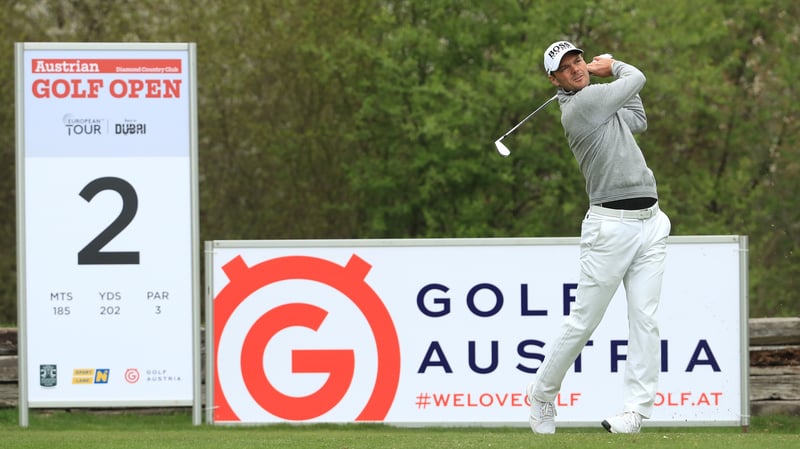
[543,41,583,74]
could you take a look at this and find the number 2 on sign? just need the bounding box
[78,177,140,265]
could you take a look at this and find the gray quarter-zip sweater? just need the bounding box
[556,61,658,205]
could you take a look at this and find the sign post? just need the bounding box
[15,43,201,426]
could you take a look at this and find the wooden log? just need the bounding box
[751,400,800,417]
[0,355,16,382]
[0,328,17,356]
[750,346,800,367]
[0,383,17,408]
[749,317,800,346]
[749,366,800,401]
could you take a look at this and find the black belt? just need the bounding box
[599,197,657,210]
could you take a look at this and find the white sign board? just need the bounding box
[15,43,200,423]
[206,236,748,427]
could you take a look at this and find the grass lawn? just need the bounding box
[0,408,797,449]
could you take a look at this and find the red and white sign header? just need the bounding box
[32,58,182,74]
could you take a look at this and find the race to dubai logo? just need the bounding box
[114,118,147,136]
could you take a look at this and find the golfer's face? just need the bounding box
[550,52,590,91]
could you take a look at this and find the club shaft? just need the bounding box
[498,94,558,140]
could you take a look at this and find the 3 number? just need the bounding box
[78,177,140,265]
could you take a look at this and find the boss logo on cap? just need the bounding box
[548,42,574,59]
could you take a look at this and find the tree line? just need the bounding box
[0,0,796,323]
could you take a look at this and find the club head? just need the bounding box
[495,140,511,157]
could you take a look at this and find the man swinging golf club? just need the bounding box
[526,41,672,434]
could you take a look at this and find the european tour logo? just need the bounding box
[213,254,401,422]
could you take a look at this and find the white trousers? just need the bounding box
[532,203,671,418]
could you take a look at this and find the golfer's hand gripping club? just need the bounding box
[587,53,614,77]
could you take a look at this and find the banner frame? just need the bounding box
[204,235,749,428]
[15,41,201,426]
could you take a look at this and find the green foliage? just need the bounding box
[0,0,797,322]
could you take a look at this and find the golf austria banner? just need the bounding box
[16,43,199,414]
[206,237,748,427]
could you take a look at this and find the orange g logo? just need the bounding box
[213,254,401,422]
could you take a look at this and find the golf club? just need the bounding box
[494,94,558,157]
[494,54,612,157]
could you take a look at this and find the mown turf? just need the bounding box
[0,409,797,449]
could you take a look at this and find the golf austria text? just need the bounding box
[208,238,746,426]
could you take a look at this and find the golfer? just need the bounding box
[526,41,671,434]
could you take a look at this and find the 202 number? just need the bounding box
[78,177,140,265]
